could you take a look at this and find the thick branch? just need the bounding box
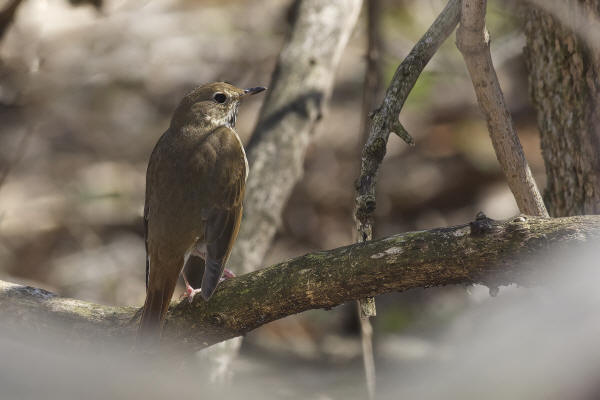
[3,215,600,351]
[456,0,548,217]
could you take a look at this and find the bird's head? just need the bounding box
[170,82,266,131]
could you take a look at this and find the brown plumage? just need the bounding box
[138,82,265,342]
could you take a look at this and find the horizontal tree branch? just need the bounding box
[2,215,599,351]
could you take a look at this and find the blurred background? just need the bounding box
[0,0,562,397]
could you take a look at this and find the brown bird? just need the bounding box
[139,82,265,340]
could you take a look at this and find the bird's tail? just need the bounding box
[137,276,177,345]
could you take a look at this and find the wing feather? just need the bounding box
[143,130,169,289]
[199,126,246,299]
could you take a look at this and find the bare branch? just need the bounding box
[357,0,384,396]
[355,0,461,245]
[3,215,599,352]
[456,0,548,217]
[358,301,375,400]
[354,0,461,317]
[359,0,383,145]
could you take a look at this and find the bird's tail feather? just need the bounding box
[138,277,177,345]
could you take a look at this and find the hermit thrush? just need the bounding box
[139,82,265,340]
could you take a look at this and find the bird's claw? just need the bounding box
[221,268,236,280]
[181,269,235,300]
[180,284,202,303]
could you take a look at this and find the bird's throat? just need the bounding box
[228,102,239,128]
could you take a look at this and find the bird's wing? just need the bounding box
[143,130,169,289]
[199,125,246,299]
[144,204,149,289]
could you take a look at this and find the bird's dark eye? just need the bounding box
[213,93,227,104]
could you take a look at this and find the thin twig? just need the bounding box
[359,0,383,145]
[356,1,383,397]
[456,0,548,217]
[358,301,376,400]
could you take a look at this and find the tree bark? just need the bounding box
[524,0,600,216]
[3,215,599,352]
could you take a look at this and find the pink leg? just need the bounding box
[180,273,202,303]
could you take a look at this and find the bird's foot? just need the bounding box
[180,283,202,303]
[220,268,236,282]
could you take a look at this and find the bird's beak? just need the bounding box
[243,86,267,96]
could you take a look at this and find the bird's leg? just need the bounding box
[180,272,202,303]
[179,243,207,302]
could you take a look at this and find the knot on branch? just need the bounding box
[470,212,500,236]
[506,215,530,236]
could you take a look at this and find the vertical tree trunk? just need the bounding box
[524,1,600,216]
